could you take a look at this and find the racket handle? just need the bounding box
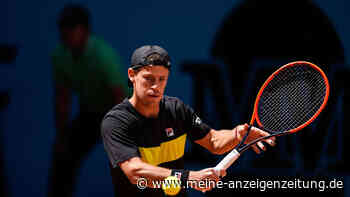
[214,149,240,176]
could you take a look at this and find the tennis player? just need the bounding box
[101,45,276,196]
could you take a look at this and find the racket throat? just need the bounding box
[235,124,253,151]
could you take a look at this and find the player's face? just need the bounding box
[131,65,169,104]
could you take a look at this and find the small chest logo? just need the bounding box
[195,116,202,125]
[174,172,182,179]
[165,128,174,137]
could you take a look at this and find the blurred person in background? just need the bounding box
[47,4,127,197]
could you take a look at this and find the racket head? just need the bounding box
[250,61,330,134]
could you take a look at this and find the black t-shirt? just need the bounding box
[101,96,211,197]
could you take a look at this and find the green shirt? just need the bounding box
[52,35,127,113]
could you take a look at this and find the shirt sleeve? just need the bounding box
[101,113,139,168]
[176,99,212,141]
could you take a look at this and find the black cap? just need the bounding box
[130,45,171,70]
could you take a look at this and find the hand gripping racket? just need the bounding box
[214,61,330,176]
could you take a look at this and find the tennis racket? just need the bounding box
[214,61,330,176]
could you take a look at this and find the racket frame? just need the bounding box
[253,61,330,133]
[214,61,330,175]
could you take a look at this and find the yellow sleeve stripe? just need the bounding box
[138,134,187,166]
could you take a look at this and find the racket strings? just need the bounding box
[262,75,321,126]
[265,71,324,131]
[257,64,327,132]
[269,66,324,130]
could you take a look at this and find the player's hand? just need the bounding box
[188,168,220,192]
[234,123,276,154]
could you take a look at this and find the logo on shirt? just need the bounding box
[174,172,182,179]
[193,114,202,126]
[165,128,174,137]
[195,116,202,125]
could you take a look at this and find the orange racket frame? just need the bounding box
[214,61,330,176]
[252,61,330,133]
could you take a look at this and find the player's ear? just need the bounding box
[128,68,135,83]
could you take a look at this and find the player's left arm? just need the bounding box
[195,124,276,155]
[180,99,275,155]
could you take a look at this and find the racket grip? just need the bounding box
[214,149,240,176]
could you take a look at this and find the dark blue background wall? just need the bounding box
[1,0,349,197]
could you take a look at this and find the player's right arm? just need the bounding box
[101,114,219,192]
[119,156,219,192]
